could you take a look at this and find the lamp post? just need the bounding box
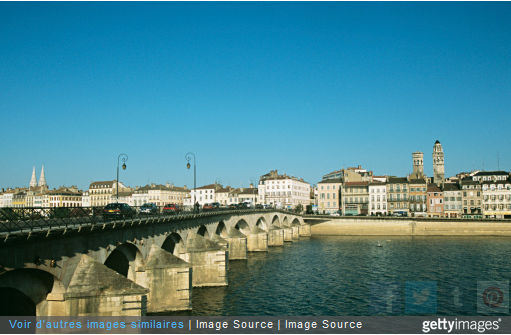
[250,177,256,207]
[185,152,196,208]
[116,153,128,202]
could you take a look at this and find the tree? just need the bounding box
[294,204,303,214]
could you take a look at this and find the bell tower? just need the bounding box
[433,140,445,186]
[412,152,424,178]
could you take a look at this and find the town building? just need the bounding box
[427,184,444,218]
[89,180,130,207]
[342,181,370,215]
[258,170,311,209]
[132,183,189,207]
[460,179,483,218]
[442,183,462,218]
[48,186,83,207]
[477,171,511,219]
[387,177,409,216]
[368,181,387,216]
[317,178,342,214]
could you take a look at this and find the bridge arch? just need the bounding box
[0,268,65,316]
[282,216,289,227]
[197,225,210,239]
[215,221,228,238]
[161,232,186,257]
[270,215,281,228]
[291,218,301,226]
[235,219,251,235]
[104,242,144,282]
[255,217,268,231]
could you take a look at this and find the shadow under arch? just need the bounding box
[234,219,251,235]
[197,225,210,239]
[215,221,228,238]
[104,242,144,282]
[291,218,301,226]
[0,268,65,316]
[282,216,289,227]
[256,217,268,231]
[161,232,186,256]
[271,215,281,228]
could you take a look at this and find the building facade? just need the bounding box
[368,181,387,216]
[317,178,342,214]
[258,170,311,209]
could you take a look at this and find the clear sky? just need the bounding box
[1,2,510,191]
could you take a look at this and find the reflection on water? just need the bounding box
[163,236,511,316]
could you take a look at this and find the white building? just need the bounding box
[258,170,311,209]
[368,181,387,216]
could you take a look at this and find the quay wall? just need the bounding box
[310,218,511,236]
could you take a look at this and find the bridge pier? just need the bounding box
[283,227,294,242]
[65,255,148,316]
[182,235,228,287]
[246,227,268,252]
[224,228,247,260]
[136,245,192,312]
[268,228,284,246]
[299,224,311,236]
[291,226,300,240]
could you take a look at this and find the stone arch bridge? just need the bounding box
[0,210,311,316]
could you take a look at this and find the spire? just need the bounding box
[38,164,46,187]
[29,165,38,188]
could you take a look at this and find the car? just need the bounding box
[211,202,221,210]
[238,202,248,209]
[255,204,264,209]
[163,204,182,214]
[103,203,135,220]
[228,203,238,209]
[203,203,213,211]
[139,203,158,215]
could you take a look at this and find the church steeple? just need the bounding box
[30,165,38,188]
[38,164,46,187]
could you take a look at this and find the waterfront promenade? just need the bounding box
[308,215,511,236]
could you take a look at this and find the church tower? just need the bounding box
[433,140,445,186]
[412,151,424,178]
[29,165,38,188]
[38,164,47,187]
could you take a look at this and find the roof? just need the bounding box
[344,181,369,186]
[427,185,442,193]
[443,183,461,191]
[388,177,408,183]
[473,171,509,176]
[318,178,343,184]
[137,184,189,192]
[409,178,427,184]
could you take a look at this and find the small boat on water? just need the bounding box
[377,241,383,247]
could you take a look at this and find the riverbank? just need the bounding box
[310,218,511,236]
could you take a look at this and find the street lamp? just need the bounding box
[116,153,128,202]
[185,152,196,208]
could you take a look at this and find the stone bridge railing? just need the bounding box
[0,210,311,317]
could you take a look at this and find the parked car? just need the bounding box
[238,202,248,209]
[163,204,181,214]
[103,203,135,220]
[211,202,221,210]
[228,203,238,209]
[139,203,158,215]
[255,204,264,209]
[203,203,213,211]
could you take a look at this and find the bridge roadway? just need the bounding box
[0,209,312,316]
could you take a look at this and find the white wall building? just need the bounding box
[368,182,387,215]
[258,170,311,209]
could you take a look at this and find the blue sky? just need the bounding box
[1,2,510,191]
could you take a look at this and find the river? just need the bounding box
[164,236,511,316]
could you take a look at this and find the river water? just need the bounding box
[165,236,511,316]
